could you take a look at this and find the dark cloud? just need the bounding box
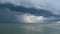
[0,3,55,17]
[0,3,60,23]
[0,7,19,23]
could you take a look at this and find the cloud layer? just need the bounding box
[0,0,60,15]
[0,0,60,23]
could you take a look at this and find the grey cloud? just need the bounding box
[0,3,60,23]
[0,8,20,23]
[0,3,55,17]
[0,0,60,23]
[0,0,60,15]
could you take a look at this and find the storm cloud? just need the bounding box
[0,0,60,23]
[0,0,60,15]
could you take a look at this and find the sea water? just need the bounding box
[0,23,60,34]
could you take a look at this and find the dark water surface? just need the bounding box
[0,23,60,34]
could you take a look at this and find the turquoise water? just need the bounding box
[0,23,60,34]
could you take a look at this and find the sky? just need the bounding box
[0,0,60,23]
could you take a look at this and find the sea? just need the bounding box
[0,23,60,34]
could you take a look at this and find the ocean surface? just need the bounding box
[0,23,60,34]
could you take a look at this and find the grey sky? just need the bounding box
[0,0,60,23]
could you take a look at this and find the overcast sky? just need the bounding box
[0,0,60,23]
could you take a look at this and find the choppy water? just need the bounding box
[0,23,60,34]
